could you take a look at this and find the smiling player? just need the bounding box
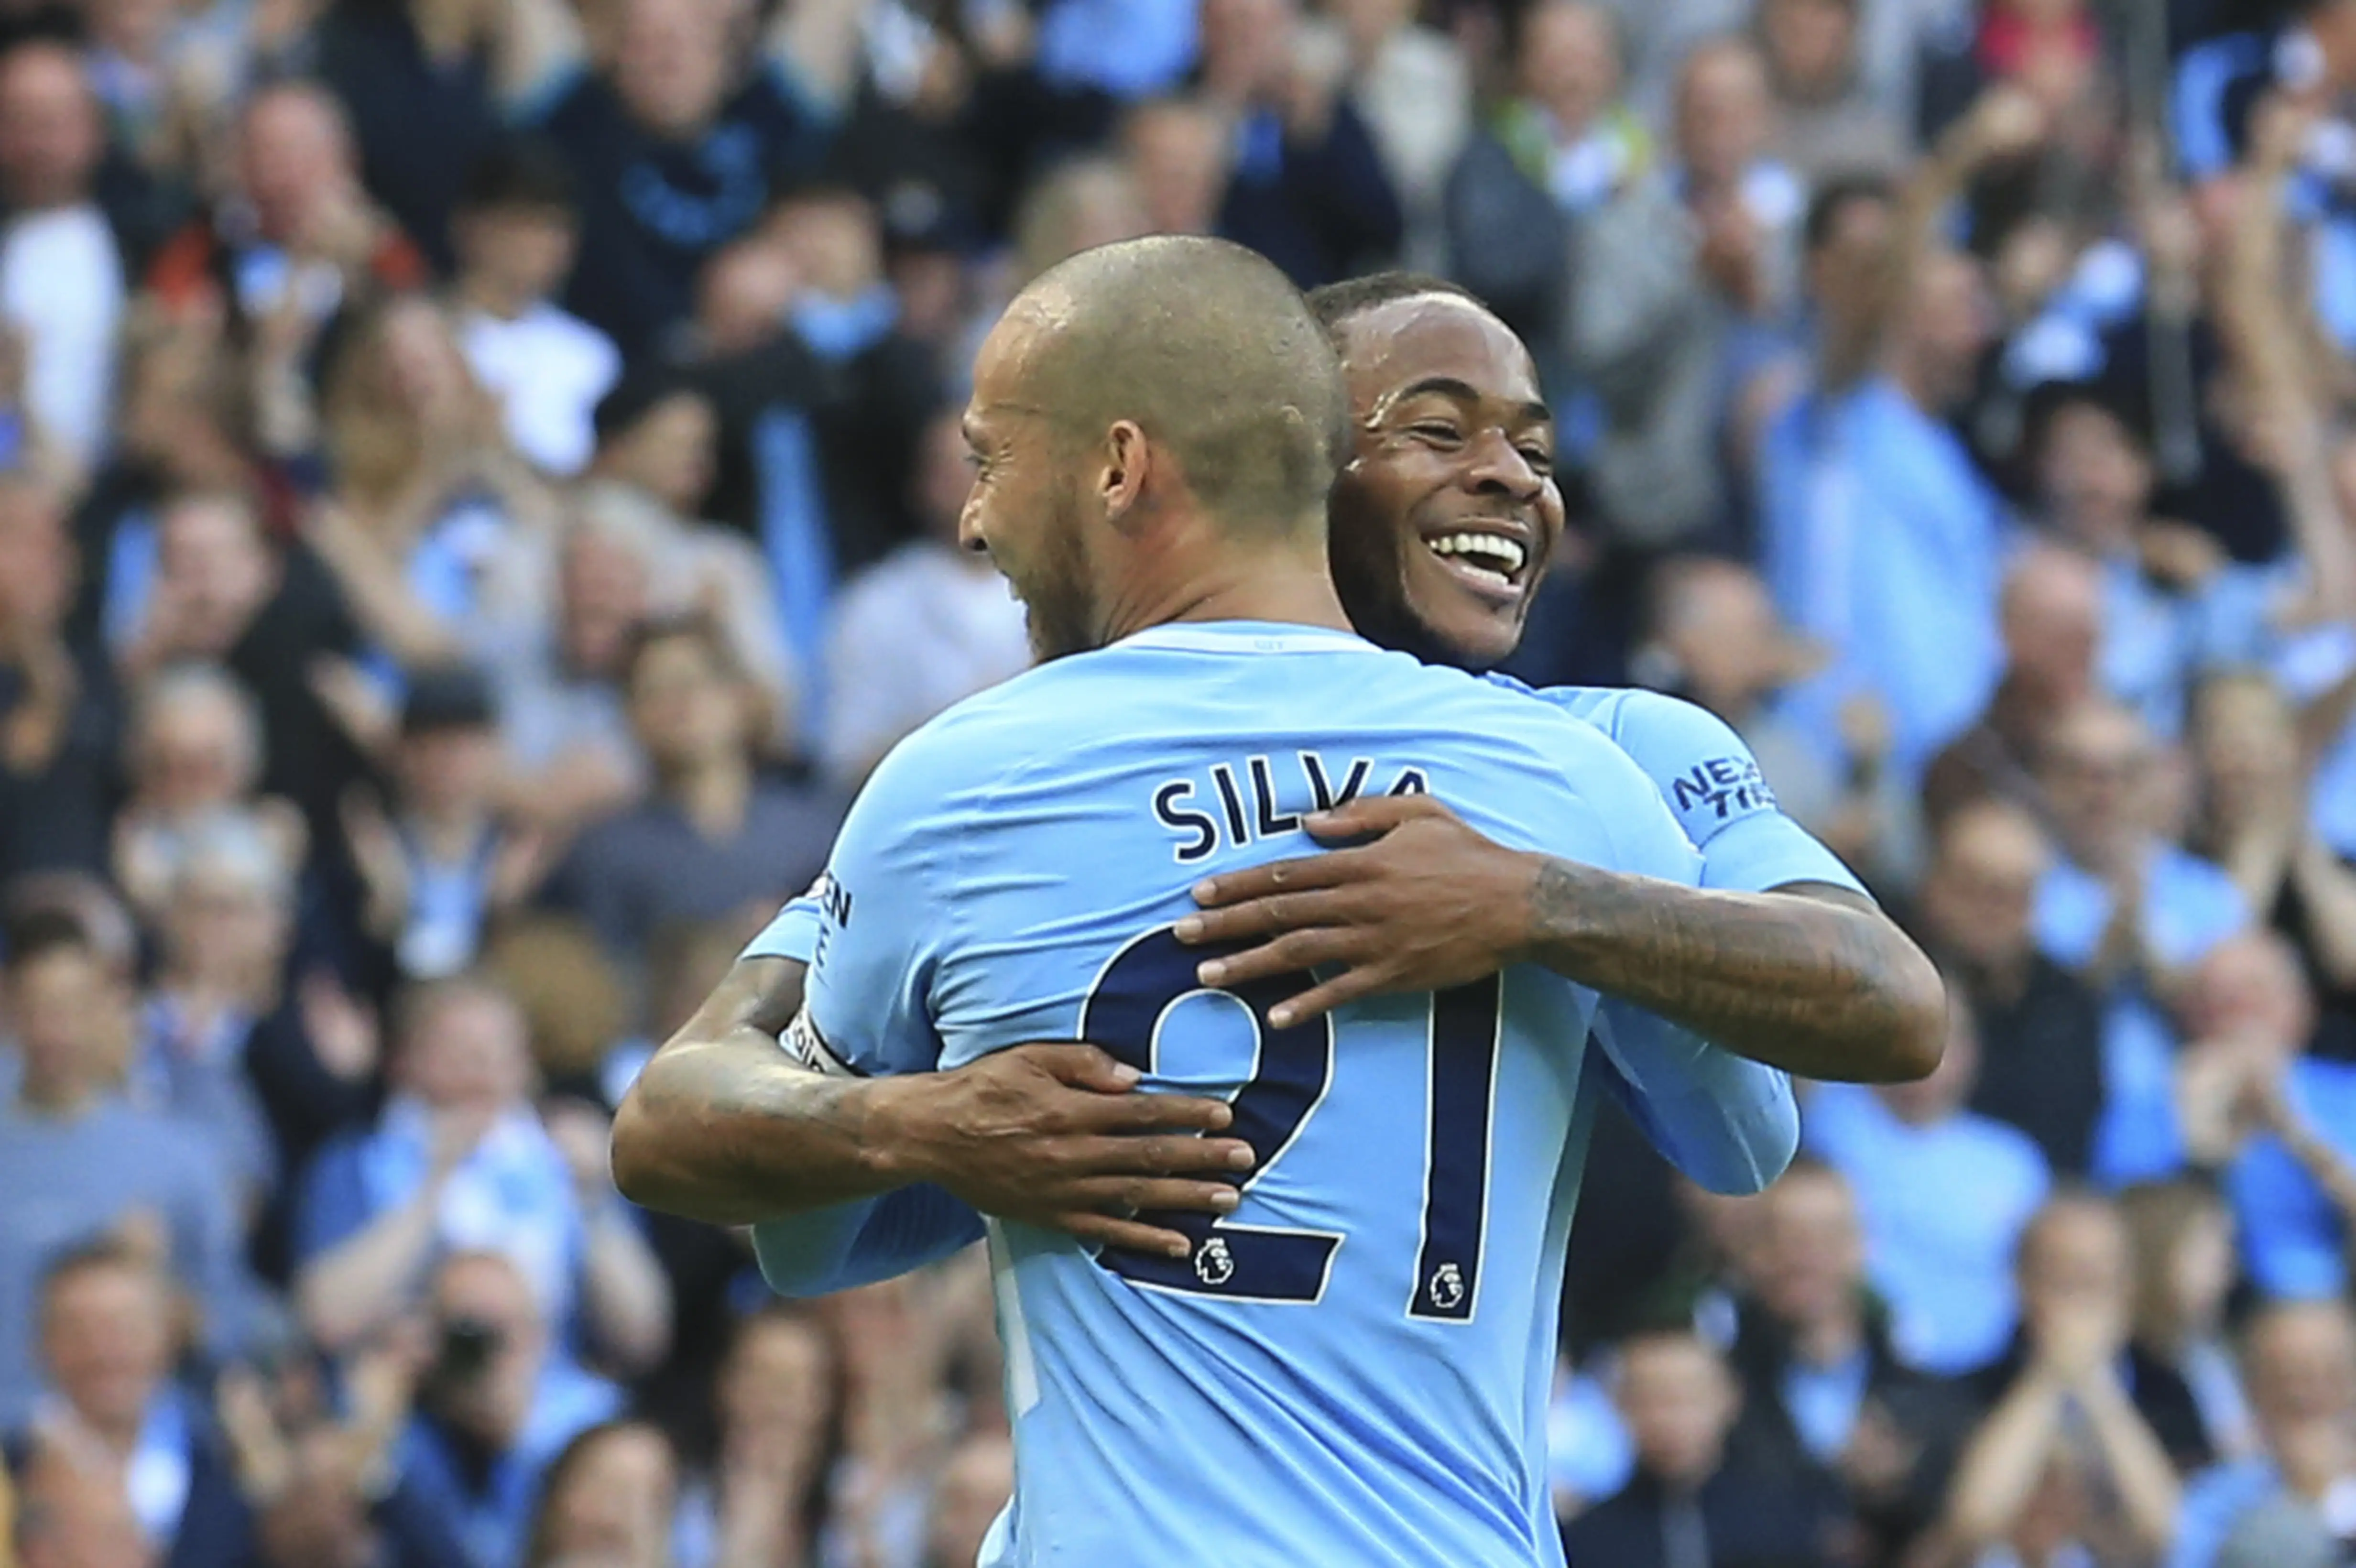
[1173,272,1946,1086]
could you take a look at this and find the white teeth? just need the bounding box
[1426,532,1527,577]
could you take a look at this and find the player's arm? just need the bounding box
[611,943,1251,1254]
[1181,794,1942,1082]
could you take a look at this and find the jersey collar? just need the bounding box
[1113,621,1375,656]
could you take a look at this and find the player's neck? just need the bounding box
[1100,537,1353,645]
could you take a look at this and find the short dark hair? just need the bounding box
[39,1235,159,1305]
[459,136,580,217]
[1,906,95,976]
[1304,272,1489,344]
[2019,377,2153,468]
[623,613,746,690]
[400,663,499,737]
[1803,173,1897,256]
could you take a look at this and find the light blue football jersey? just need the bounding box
[779,622,1705,1568]
[1485,679,1865,900]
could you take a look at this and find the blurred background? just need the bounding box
[2,0,2356,1562]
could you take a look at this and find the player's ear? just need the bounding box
[1099,419,1151,527]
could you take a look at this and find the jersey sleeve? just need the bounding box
[793,726,970,1078]
[752,1185,989,1297]
[1589,1002,1799,1196]
[742,892,824,965]
[1586,690,1867,897]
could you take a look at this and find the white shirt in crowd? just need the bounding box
[0,204,124,467]
[458,303,622,478]
[818,540,1032,789]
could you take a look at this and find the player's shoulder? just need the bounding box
[1496,680,1752,769]
[844,662,1076,822]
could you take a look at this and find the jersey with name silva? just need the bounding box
[785,622,1701,1568]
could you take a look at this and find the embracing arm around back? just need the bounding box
[610,955,1252,1255]
[1182,794,1946,1084]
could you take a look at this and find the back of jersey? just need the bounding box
[796,623,1702,1568]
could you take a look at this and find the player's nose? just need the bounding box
[958,501,990,556]
[1462,429,1543,501]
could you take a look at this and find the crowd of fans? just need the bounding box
[0,0,2353,1560]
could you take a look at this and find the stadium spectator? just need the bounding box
[6,1240,251,1568]
[577,378,795,741]
[2026,386,2284,742]
[1121,95,1227,240]
[1307,0,1468,272]
[1922,544,2104,832]
[1759,99,2034,787]
[1960,1195,2190,1497]
[1562,1325,1836,1567]
[540,618,834,966]
[677,1308,837,1568]
[489,512,652,834]
[1756,0,1909,183]
[146,81,426,333]
[2187,671,2356,1064]
[129,815,295,1202]
[816,404,1027,792]
[113,490,369,837]
[291,973,668,1372]
[1916,798,2106,1178]
[306,295,551,675]
[526,0,831,357]
[2173,1299,2356,1568]
[1191,0,1402,289]
[1805,998,2051,1374]
[923,1430,1014,1568]
[0,912,252,1427]
[399,1250,624,1568]
[0,477,118,886]
[448,140,620,481]
[110,662,301,925]
[2032,697,2250,1186]
[1558,40,1769,559]
[1444,0,1639,390]
[137,817,377,1261]
[339,666,544,983]
[310,0,511,277]
[2119,1178,2255,1471]
[2179,932,2356,1304]
[75,319,259,656]
[521,1419,678,1568]
[0,43,125,479]
[1723,1158,1971,1559]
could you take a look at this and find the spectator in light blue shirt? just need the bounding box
[2188,933,2356,1300]
[1806,999,2051,1376]
[2169,1298,2356,1568]
[2028,383,2290,740]
[2032,699,2252,1186]
[1758,247,2008,784]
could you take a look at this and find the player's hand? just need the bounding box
[1175,795,1539,1027]
[873,1045,1254,1258]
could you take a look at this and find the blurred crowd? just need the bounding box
[0,0,2355,1560]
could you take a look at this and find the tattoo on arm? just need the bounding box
[1524,860,1945,1083]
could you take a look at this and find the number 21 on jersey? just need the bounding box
[1079,926,1501,1322]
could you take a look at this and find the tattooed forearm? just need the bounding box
[1523,860,1947,1083]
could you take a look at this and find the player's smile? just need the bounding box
[1415,513,1539,606]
